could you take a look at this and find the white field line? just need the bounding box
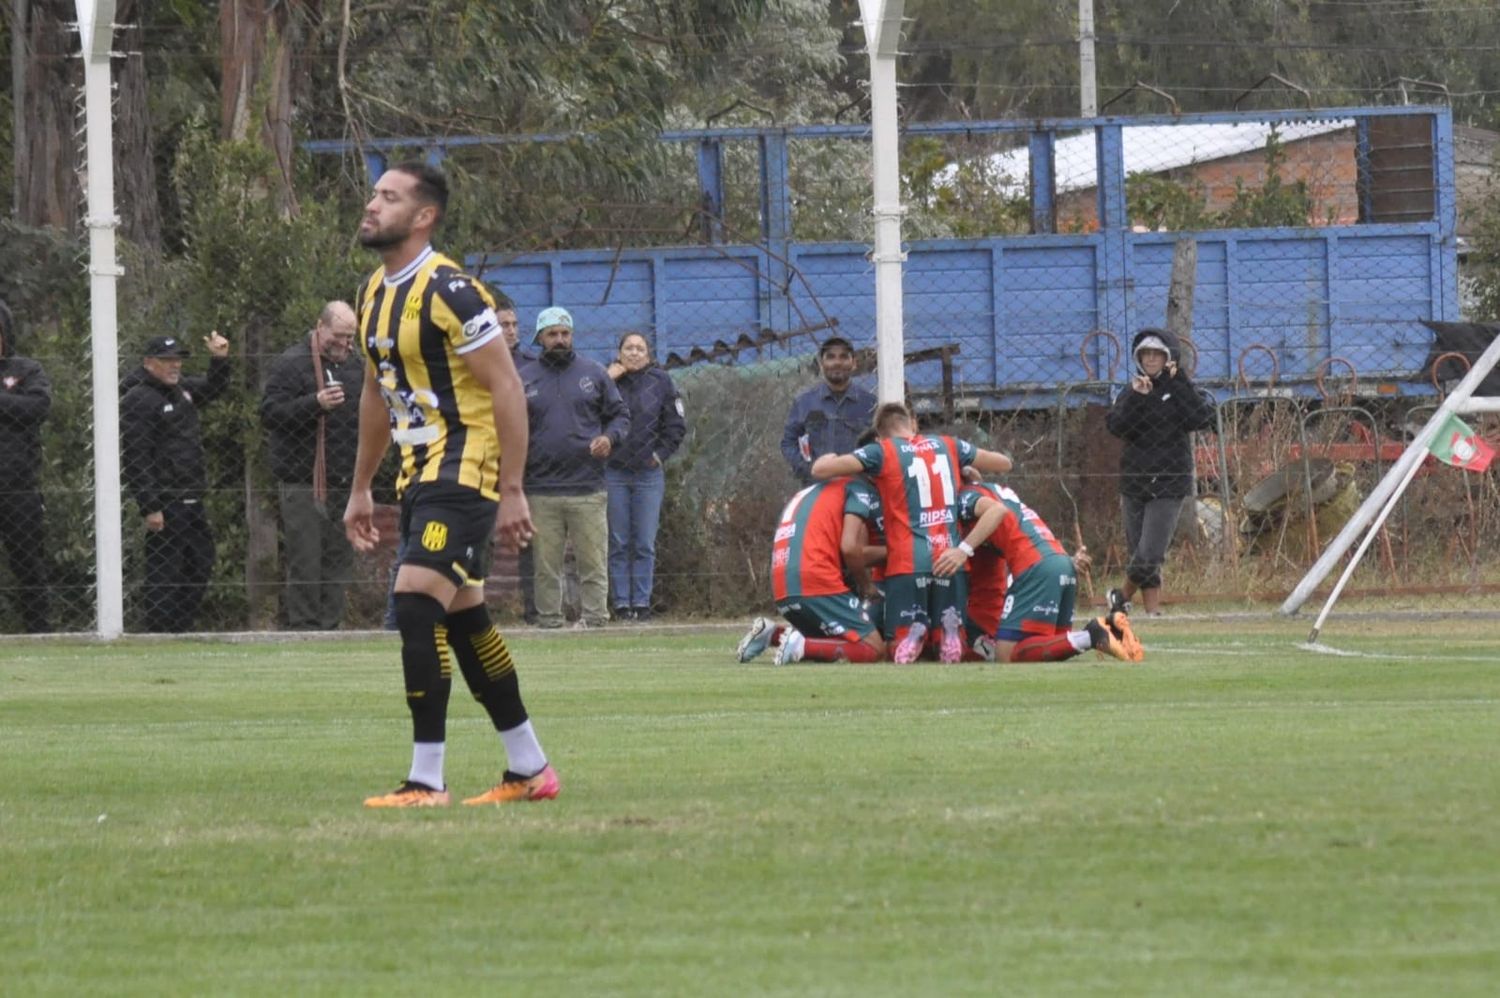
[1155,642,1500,664]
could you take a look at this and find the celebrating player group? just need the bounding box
[736,402,1144,666]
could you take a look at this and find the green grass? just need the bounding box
[3,620,1498,995]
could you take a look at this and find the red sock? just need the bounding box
[839,640,882,663]
[771,625,786,645]
[801,637,866,662]
[1009,633,1081,662]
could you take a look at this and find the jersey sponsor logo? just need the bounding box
[370,336,395,350]
[771,548,790,568]
[461,308,498,341]
[448,279,469,293]
[917,508,954,527]
[773,523,798,542]
[421,520,449,552]
[1030,601,1060,616]
[162,403,174,413]
[401,292,423,321]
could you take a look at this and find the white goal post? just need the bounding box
[1281,331,1500,639]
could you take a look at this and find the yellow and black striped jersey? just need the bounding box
[357,245,507,499]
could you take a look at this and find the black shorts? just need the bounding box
[398,481,497,589]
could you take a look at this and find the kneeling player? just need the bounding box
[936,480,1143,663]
[736,476,886,665]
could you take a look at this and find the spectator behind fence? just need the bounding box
[1104,327,1215,618]
[0,298,52,633]
[780,336,877,486]
[604,332,686,621]
[260,301,363,630]
[121,331,232,633]
[520,306,630,629]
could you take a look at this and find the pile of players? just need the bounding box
[736,402,1144,666]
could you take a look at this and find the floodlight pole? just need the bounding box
[1079,0,1098,117]
[76,0,124,639]
[859,0,907,404]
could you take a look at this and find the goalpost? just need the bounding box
[1281,331,1500,641]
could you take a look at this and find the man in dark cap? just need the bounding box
[120,330,232,632]
[780,336,877,486]
[0,298,53,632]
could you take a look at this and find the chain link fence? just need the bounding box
[3,108,1497,634]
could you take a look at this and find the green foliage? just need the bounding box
[1127,172,1213,231]
[903,136,1032,239]
[1126,130,1317,232]
[1215,131,1316,229]
[1465,173,1500,320]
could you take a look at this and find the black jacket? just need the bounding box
[607,365,686,472]
[0,338,51,489]
[1105,327,1215,500]
[120,358,232,513]
[258,337,364,486]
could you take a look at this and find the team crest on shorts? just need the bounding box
[421,520,449,552]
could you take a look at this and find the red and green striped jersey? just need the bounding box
[845,477,887,582]
[853,434,976,576]
[771,478,876,599]
[957,483,1065,578]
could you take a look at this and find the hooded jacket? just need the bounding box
[120,357,232,513]
[519,350,630,494]
[607,364,686,472]
[0,329,52,489]
[258,336,364,486]
[1105,327,1214,500]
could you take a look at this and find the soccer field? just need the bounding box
[3,619,1498,995]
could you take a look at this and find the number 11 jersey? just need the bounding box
[853,434,976,576]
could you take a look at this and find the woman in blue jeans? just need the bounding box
[605,333,687,621]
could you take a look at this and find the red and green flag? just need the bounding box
[1428,413,1495,472]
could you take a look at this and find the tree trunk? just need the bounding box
[219,0,306,214]
[219,1,320,625]
[16,0,80,229]
[113,0,162,248]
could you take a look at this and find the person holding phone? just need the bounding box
[1104,327,1214,617]
[260,301,364,630]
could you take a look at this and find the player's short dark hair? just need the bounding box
[391,161,449,222]
[873,401,913,437]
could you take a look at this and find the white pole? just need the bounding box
[76,0,124,638]
[859,0,907,404]
[1305,454,1426,643]
[1079,0,1098,117]
[1281,331,1500,616]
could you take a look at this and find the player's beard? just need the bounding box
[358,218,410,250]
[541,345,575,367]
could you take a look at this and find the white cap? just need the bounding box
[1135,334,1170,358]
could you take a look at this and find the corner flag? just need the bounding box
[1428,413,1495,472]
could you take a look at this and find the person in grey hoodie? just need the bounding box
[0,299,52,632]
[519,307,630,628]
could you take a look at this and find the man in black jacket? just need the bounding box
[1104,327,1214,617]
[121,331,232,632]
[260,302,363,629]
[0,299,52,633]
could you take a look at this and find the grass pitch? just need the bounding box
[2,619,1498,995]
